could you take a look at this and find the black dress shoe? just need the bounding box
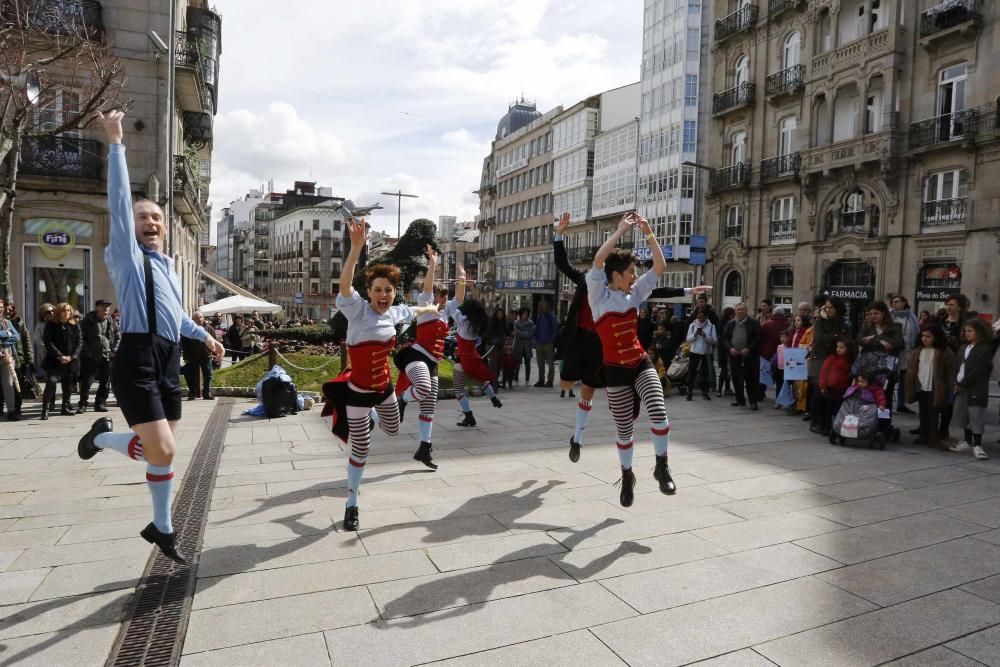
[7,414,20,421]
[653,455,677,495]
[140,522,186,564]
[560,390,566,398]
[568,390,575,398]
[343,506,360,531]
[686,395,693,401]
[457,411,477,427]
[533,381,545,387]
[79,417,112,460]
[187,394,197,401]
[896,405,914,414]
[703,393,711,400]
[730,401,745,407]
[490,396,503,408]
[413,441,437,470]
[618,467,636,507]
[94,404,109,412]
[749,403,758,411]
[202,393,215,401]
[60,406,74,416]
[909,427,921,435]
[569,437,581,463]
[76,404,87,414]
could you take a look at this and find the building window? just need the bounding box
[768,267,794,289]
[313,220,320,230]
[841,189,866,232]
[679,214,692,245]
[723,270,743,300]
[734,55,750,87]
[683,121,697,152]
[826,260,874,288]
[724,205,743,239]
[680,166,695,198]
[783,32,801,69]
[687,28,699,56]
[685,75,698,107]
[770,196,796,242]
[923,170,968,225]
[937,63,968,140]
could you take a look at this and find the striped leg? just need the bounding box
[401,361,433,404]
[606,385,635,469]
[345,405,373,508]
[635,365,670,455]
[373,391,401,437]
[453,363,471,412]
[418,374,439,442]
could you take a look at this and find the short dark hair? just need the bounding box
[866,300,890,319]
[364,263,401,287]
[945,293,970,310]
[518,307,530,317]
[603,248,635,283]
[834,335,857,360]
[432,284,449,299]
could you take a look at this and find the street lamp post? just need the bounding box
[380,190,419,240]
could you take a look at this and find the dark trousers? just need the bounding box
[717,353,732,393]
[183,360,213,396]
[772,368,784,400]
[823,397,843,432]
[687,353,710,396]
[43,375,73,409]
[79,357,111,407]
[917,391,940,445]
[730,353,760,405]
[938,403,953,438]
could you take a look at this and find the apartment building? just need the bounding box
[706,0,999,329]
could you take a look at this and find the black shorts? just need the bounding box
[603,356,654,388]
[111,333,182,427]
[560,329,605,388]
[393,345,439,377]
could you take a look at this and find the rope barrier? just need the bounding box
[273,347,340,372]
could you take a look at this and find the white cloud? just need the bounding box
[208,0,643,240]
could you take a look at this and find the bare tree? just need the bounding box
[0,0,126,297]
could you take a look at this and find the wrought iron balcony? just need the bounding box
[769,219,797,243]
[909,109,978,150]
[713,82,755,115]
[768,0,802,18]
[567,246,598,262]
[20,137,103,180]
[920,0,982,39]
[709,163,752,192]
[173,155,207,221]
[715,4,758,43]
[760,153,800,181]
[922,198,967,226]
[174,30,210,113]
[723,224,743,240]
[765,65,805,97]
[7,0,104,40]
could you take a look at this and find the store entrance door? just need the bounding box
[23,245,90,329]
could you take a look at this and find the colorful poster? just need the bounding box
[783,348,809,381]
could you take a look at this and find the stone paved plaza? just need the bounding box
[1,388,1000,665]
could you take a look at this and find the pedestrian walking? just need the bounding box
[76,110,224,564]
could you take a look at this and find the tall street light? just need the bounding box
[380,190,419,241]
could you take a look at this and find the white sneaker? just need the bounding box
[973,445,990,460]
[949,441,971,453]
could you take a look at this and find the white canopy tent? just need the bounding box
[198,295,282,316]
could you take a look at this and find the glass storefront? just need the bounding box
[915,263,961,318]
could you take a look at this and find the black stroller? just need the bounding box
[829,351,901,449]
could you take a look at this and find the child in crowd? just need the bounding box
[500,334,517,390]
[818,336,855,436]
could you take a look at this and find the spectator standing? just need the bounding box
[181,312,216,400]
[904,325,956,450]
[512,308,535,386]
[533,301,559,387]
[918,310,932,329]
[637,306,655,352]
[939,294,972,352]
[41,302,82,419]
[857,300,904,356]
[787,314,811,415]
[949,318,994,460]
[720,303,763,410]
[685,307,717,401]
[6,301,33,417]
[760,309,789,399]
[808,297,848,431]
[716,306,735,397]
[757,299,773,324]
[890,295,920,413]
[816,336,855,436]
[226,316,246,362]
[78,299,116,413]
[0,298,21,420]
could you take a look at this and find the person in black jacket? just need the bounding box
[41,302,82,420]
[720,302,763,410]
[948,318,994,460]
[553,211,709,462]
[181,311,217,401]
[78,299,115,413]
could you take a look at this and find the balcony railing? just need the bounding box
[760,153,800,181]
[567,246,598,262]
[723,224,743,240]
[173,155,207,220]
[765,65,805,97]
[309,270,320,278]
[715,4,758,43]
[920,0,982,38]
[922,198,968,226]
[769,219,797,242]
[7,0,104,40]
[713,82,755,115]
[710,163,752,192]
[811,29,890,78]
[20,137,103,180]
[768,0,802,18]
[909,109,978,149]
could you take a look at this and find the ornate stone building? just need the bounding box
[706,0,999,330]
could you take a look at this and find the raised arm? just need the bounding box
[454,263,467,303]
[633,213,666,277]
[553,211,584,284]
[593,212,635,270]
[97,110,141,267]
[340,218,366,297]
[422,244,437,296]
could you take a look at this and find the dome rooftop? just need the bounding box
[496,97,541,140]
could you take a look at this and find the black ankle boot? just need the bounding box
[457,411,477,427]
[40,404,49,421]
[653,455,677,495]
[569,436,581,463]
[413,441,437,470]
[343,505,360,531]
[618,467,636,507]
[490,395,503,408]
[76,403,87,414]
[79,417,112,460]
[60,403,73,416]
[140,523,186,564]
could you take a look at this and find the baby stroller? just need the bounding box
[666,345,690,392]
[829,351,901,449]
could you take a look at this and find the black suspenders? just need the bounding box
[142,252,158,339]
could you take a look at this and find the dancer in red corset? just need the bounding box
[322,219,439,531]
[394,245,464,470]
[588,212,701,507]
[451,277,503,427]
[554,211,707,465]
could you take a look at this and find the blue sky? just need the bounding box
[209,0,644,241]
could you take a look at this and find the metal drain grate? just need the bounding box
[107,399,233,667]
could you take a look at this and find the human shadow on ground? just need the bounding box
[353,479,570,544]
[377,517,651,628]
[0,514,330,664]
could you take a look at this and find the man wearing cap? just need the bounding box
[78,298,117,413]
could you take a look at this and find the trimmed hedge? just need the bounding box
[263,324,339,344]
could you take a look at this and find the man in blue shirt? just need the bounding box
[77,110,224,564]
[534,300,559,387]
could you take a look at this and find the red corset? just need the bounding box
[595,309,645,368]
[415,319,448,359]
[347,337,396,391]
[577,296,596,333]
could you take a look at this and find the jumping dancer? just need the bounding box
[76,110,225,564]
[452,279,503,427]
[323,220,439,531]
[554,211,708,464]
[394,245,463,470]
[588,212,677,507]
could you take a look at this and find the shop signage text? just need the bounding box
[825,287,874,301]
[633,245,674,261]
[495,279,556,290]
[495,158,529,178]
[915,287,959,301]
[37,221,76,260]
